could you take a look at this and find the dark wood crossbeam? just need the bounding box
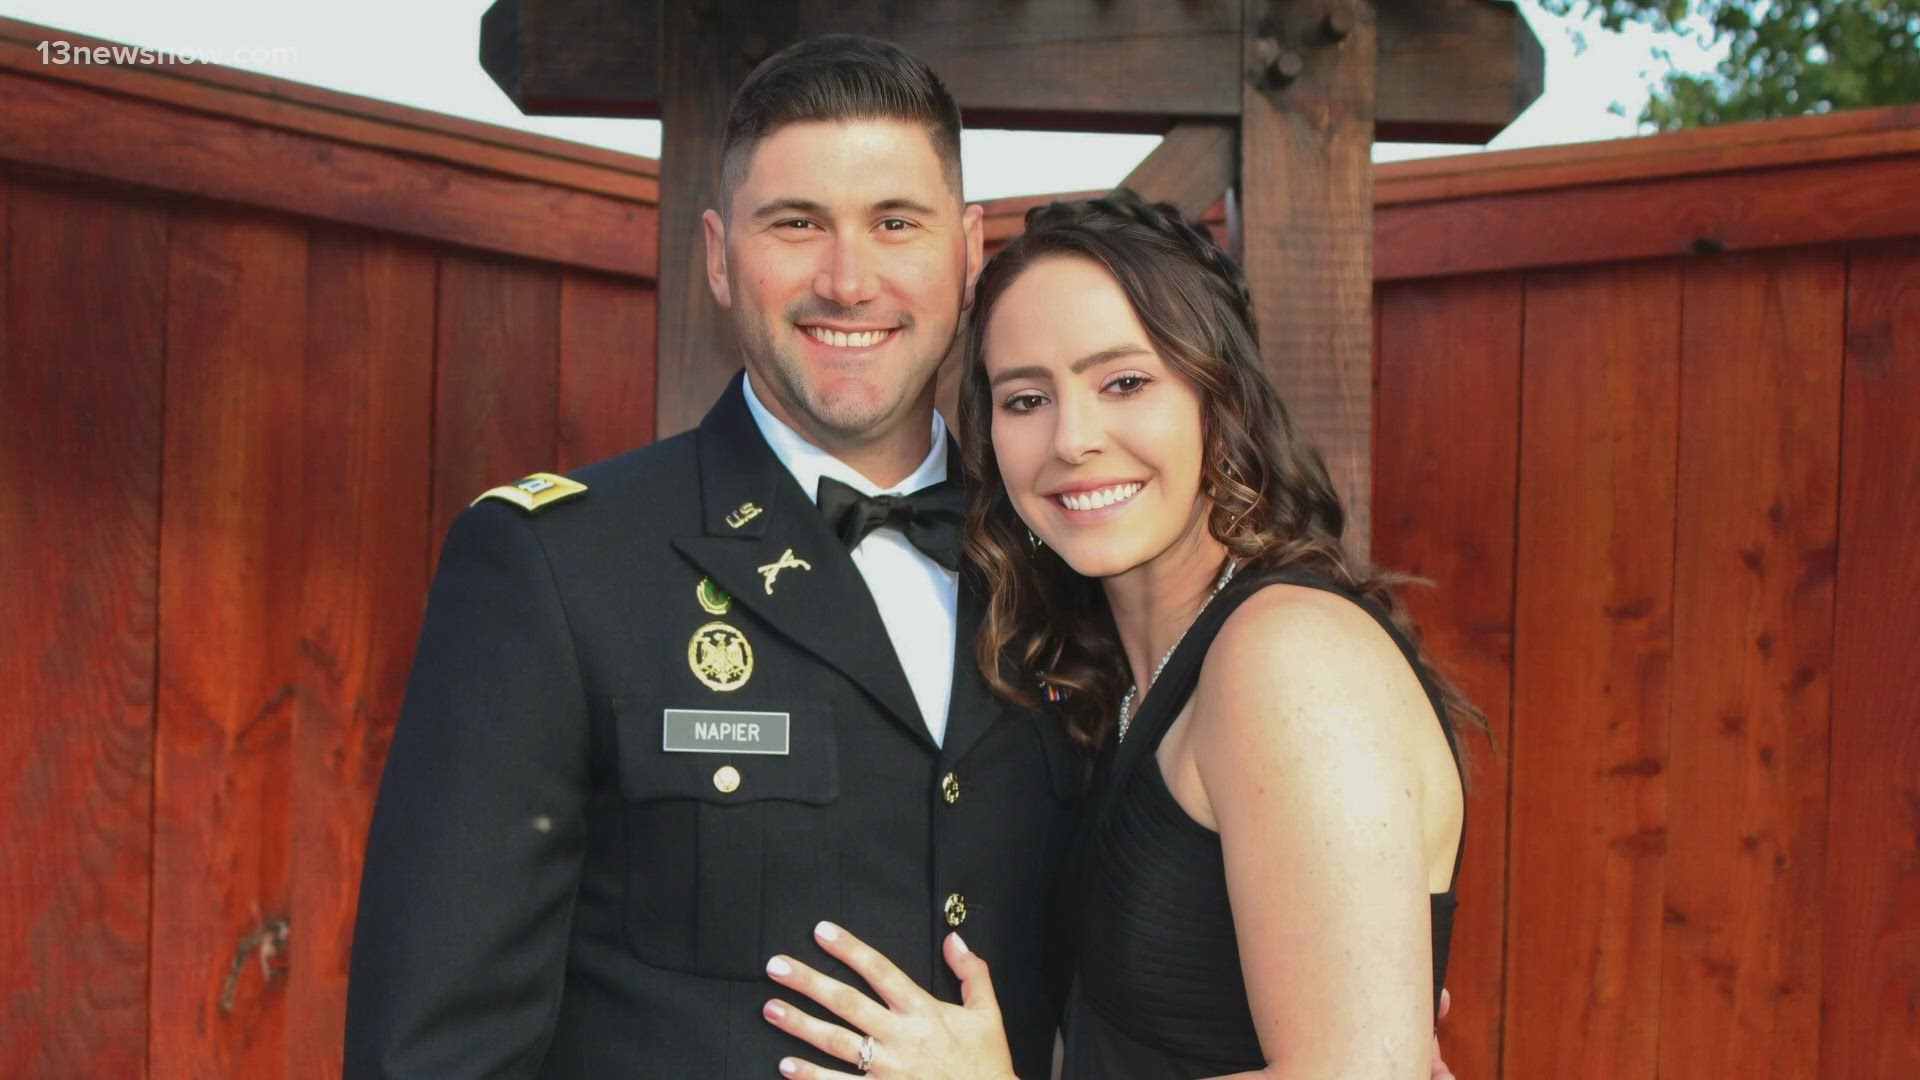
[482,0,1542,143]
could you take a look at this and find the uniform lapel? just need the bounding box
[672,376,933,750]
[937,569,1009,766]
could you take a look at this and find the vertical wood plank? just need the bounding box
[1662,249,1843,1080]
[1241,0,1377,555]
[1821,239,1920,1078]
[0,180,164,1079]
[431,253,560,550]
[1506,262,1680,1077]
[559,269,656,469]
[152,208,309,1078]
[286,233,436,1076]
[1373,274,1522,1079]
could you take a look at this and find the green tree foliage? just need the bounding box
[1540,0,1920,129]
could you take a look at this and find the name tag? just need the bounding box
[661,709,791,755]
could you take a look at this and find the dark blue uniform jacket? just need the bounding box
[346,376,1079,1077]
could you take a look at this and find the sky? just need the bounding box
[2,1,1724,201]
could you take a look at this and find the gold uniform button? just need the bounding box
[713,765,741,793]
[940,772,961,805]
[943,892,968,928]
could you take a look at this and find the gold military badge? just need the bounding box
[688,621,753,691]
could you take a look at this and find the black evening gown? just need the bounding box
[1058,570,1463,1079]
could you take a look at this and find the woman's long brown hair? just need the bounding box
[958,189,1486,767]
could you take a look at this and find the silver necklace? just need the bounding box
[1117,561,1238,741]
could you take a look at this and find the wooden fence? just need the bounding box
[3,15,1917,1077]
[1364,106,1920,1080]
[0,19,658,1076]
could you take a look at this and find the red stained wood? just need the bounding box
[1505,262,1680,1077]
[1376,153,1920,283]
[1376,102,1920,207]
[1240,0,1378,556]
[559,269,657,469]
[1661,250,1844,1080]
[286,234,436,1074]
[1821,239,1920,1078]
[0,19,661,200]
[431,254,561,552]
[0,179,164,1078]
[1373,273,1523,1079]
[152,209,310,1077]
[0,68,657,281]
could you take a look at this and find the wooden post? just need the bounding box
[654,2,794,438]
[1239,0,1377,558]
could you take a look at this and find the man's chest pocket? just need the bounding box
[610,689,842,979]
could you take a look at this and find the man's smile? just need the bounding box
[800,324,900,349]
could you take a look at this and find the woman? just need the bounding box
[760,190,1475,1079]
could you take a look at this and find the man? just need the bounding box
[345,36,1077,1078]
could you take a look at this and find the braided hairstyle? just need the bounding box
[958,188,1485,765]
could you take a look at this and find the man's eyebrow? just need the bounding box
[988,344,1153,387]
[748,197,831,221]
[873,197,941,218]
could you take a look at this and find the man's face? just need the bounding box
[704,119,984,451]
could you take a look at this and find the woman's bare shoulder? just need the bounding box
[1210,581,1405,680]
[1193,580,1428,751]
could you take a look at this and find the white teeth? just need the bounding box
[1058,482,1142,512]
[805,327,887,348]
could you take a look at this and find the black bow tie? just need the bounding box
[816,476,966,571]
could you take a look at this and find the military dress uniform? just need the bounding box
[345,373,1079,1078]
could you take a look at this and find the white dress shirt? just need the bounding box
[741,372,959,746]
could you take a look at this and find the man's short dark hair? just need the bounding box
[718,35,964,213]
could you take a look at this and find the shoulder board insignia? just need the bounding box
[471,472,588,513]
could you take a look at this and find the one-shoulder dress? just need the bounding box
[1057,569,1463,1079]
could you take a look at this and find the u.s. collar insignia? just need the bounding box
[726,501,763,529]
[696,577,732,615]
[472,472,587,513]
[756,548,812,594]
[688,621,753,691]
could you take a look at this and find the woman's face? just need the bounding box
[983,254,1211,580]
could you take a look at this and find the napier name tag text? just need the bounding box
[662,709,791,755]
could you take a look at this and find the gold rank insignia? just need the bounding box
[696,577,732,615]
[688,621,753,691]
[472,472,587,513]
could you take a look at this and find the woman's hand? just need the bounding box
[763,921,1018,1080]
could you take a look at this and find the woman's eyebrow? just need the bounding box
[989,365,1050,388]
[988,343,1153,387]
[1068,344,1153,373]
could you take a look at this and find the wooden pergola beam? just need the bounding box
[1120,120,1237,224]
[481,0,1543,143]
